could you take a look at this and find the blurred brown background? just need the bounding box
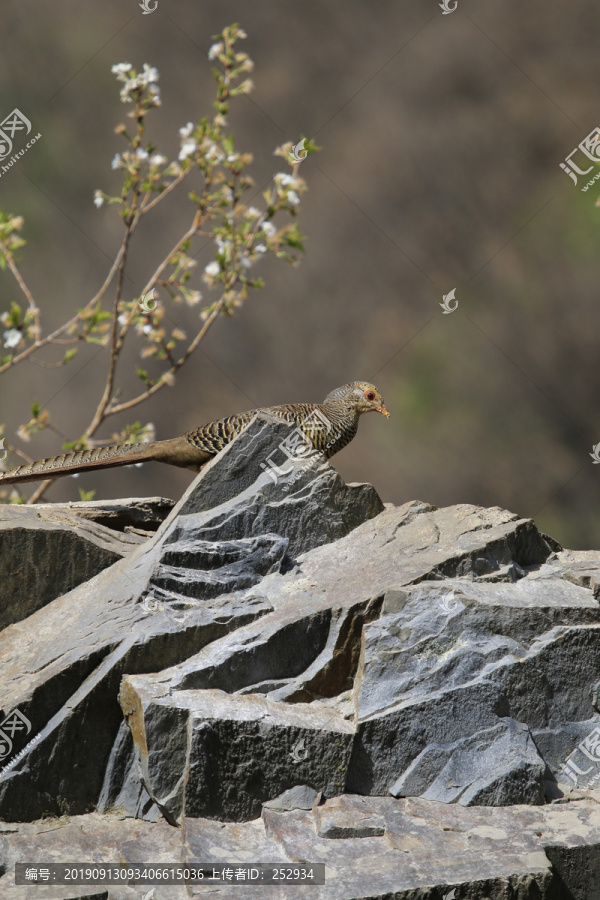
[0,0,599,548]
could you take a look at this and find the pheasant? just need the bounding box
[0,381,389,487]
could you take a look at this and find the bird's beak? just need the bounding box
[375,404,390,418]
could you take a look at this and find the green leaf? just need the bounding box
[63,348,78,364]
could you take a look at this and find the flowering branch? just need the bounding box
[0,23,319,503]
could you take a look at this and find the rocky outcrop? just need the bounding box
[2,413,600,898]
[0,504,146,627]
[3,796,600,898]
[0,414,382,822]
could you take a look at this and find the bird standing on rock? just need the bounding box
[0,381,389,486]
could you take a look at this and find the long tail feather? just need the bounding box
[0,441,163,486]
[0,435,214,486]
[0,444,163,486]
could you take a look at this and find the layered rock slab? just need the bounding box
[2,796,600,899]
[352,574,600,803]
[115,502,557,820]
[0,504,145,627]
[0,414,381,822]
[33,496,175,532]
[118,683,354,823]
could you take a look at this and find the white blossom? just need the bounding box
[111,154,122,170]
[117,314,128,326]
[115,64,160,103]
[287,190,300,206]
[148,87,161,106]
[142,323,153,335]
[254,243,267,254]
[3,329,21,349]
[150,154,166,166]
[141,64,159,84]
[216,236,232,255]
[112,63,133,78]
[93,191,104,208]
[119,81,136,103]
[185,291,203,306]
[208,42,223,60]
[179,122,194,139]
[246,207,261,219]
[179,140,197,161]
[141,421,156,442]
[135,147,149,161]
[206,143,224,162]
[261,221,276,237]
[204,261,220,277]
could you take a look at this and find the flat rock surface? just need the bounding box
[2,796,600,899]
[32,497,175,532]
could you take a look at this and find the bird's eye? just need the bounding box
[365,391,375,401]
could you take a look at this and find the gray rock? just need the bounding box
[390,717,546,806]
[348,575,600,801]
[114,500,559,821]
[262,784,321,811]
[119,681,354,823]
[96,721,160,821]
[0,504,143,628]
[32,496,175,532]
[3,798,600,899]
[0,414,382,822]
[315,794,385,837]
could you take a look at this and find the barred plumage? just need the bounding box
[0,381,389,487]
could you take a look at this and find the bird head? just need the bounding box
[323,382,390,418]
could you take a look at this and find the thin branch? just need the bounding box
[108,295,226,415]
[139,169,189,216]
[0,244,125,375]
[28,478,52,504]
[85,207,137,437]
[2,245,40,339]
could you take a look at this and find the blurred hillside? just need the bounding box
[0,0,599,547]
